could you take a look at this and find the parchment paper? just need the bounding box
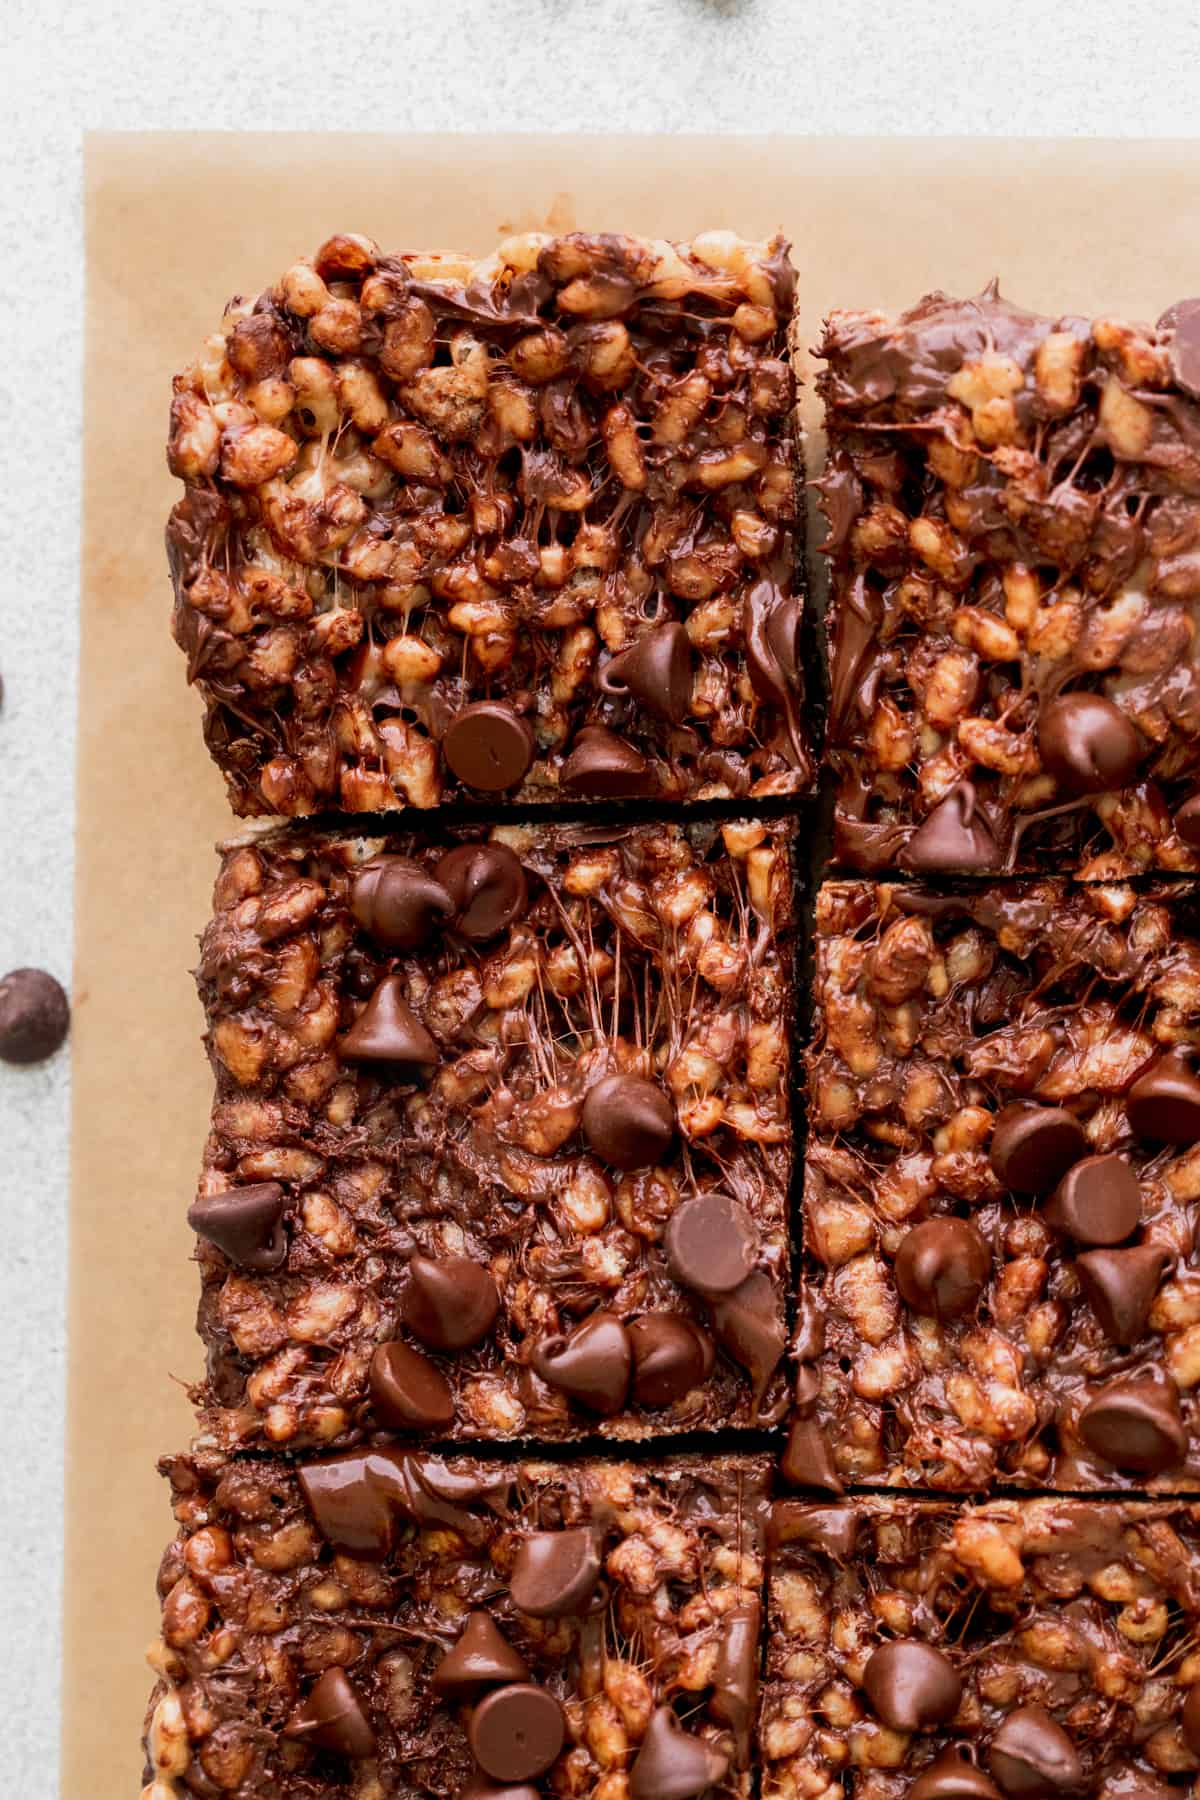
[70,131,1200,1795]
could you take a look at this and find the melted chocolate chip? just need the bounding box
[187,1182,287,1272]
[665,1193,760,1296]
[1076,1246,1171,1346]
[0,967,70,1063]
[1159,297,1200,399]
[298,1449,407,1557]
[629,1707,730,1800]
[1038,692,1142,795]
[287,1667,376,1760]
[581,1073,675,1170]
[350,857,454,949]
[1127,1053,1200,1144]
[987,1705,1082,1799]
[369,1339,456,1431]
[709,1602,760,1766]
[530,1311,632,1415]
[1077,1374,1187,1474]
[899,783,1000,873]
[988,1104,1087,1194]
[469,1684,565,1782]
[509,1528,601,1618]
[894,1218,991,1319]
[769,1502,858,1558]
[710,1271,786,1402]
[443,702,535,792]
[1043,1153,1141,1246]
[434,843,529,942]
[1182,1682,1200,1756]
[457,1780,542,1800]
[339,975,439,1065]
[599,622,693,724]
[779,1415,844,1494]
[433,1611,530,1699]
[1176,795,1200,848]
[629,1314,714,1407]
[911,1747,1005,1800]
[401,1254,500,1351]
[561,724,652,795]
[862,1640,962,1732]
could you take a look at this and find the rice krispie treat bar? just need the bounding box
[793,876,1200,1492]
[188,819,795,1451]
[167,231,810,816]
[142,1448,771,1800]
[819,284,1200,877]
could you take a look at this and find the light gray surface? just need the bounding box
[2,0,1199,1790]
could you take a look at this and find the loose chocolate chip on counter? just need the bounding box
[1038,692,1142,795]
[442,701,535,792]
[0,967,70,1063]
[779,1415,845,1494]
[401,1254,501,1351]
[581,1072,675,1170]
[709,1602,760,1765]
[862,1640,963,1732]
[530,1311,632,1415]
[987,1705,1082,1799]
[1077,1374,1187,1475]
[898,782,1000,873]
[1127,1053,1200,1144]
[298,1450,405,1557]
[187,1182,287,1272]
[509,1528,601,1618]
[433,1611,530,1700]
[599,622,693,724]
[894,1219,991,1319]
[469,1683,565,1783]
[629,1706,730,1800]
[1176,794,1200,848]
[1076,1246,1171,1345]
[1183,1682,1200,1756]
[629,1314,714,1408]
[988,1103,1087,1194]
[369,1339,456,1431]
[1042,1153,1141,1246]
[434,843,529,942]
[561,724,652,796]
[911,1746,1005,1800]
[351,857,454,949]
[339,974,439,1065]
[1159,297,1200,398]
[665,1193,760,1296]
[710,1271,786,1400]
[286,1667,377,1760]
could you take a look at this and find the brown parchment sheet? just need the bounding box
[70,132,1200,1795]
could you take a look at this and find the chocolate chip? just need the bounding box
[987,1705,1082,1799]
[709,1602,760,1766]
[351,857,454,949]
[298,1449,406,1557]
[457,1779,542,1800]
[510,1528,601,1618]
[710,1271,786,1402]
[1176,795,1200,848]
[340,974,439,1065]
[629,1707,730,1800]
[530,1311,632,1415]
[443,701,535,792]
[1043,1153,1141,1246]
[793,1288,826,1364]
[434,844,529,942]
[910,1746,1005,1800]
[1038,692,1142,795]
[894,1218,991,1319]
[862,1640,962,1732]
[1076,1246,1171,1345]
[629,1313,714,1408]
[469,1683,565,1782]
[369,1339,455,1431]
[988,1103,1087,1194]
[0,967,70,1063]
[1159,297,1200,399]
[286,1667,376,1760]
[1182,1682,1200,1756]
[187,1182,287,1272]
[1077,1374,1187,1474]
[433,1611,530,1699]
[779,1415,844,1494]
[402,1253,500,1351]
[1127,1053,1200,1144]
[769,1502,858,1559]
[899,782,1000,873]
[599,622,693,724]
[581,1073,675,1170]
[561,724,652,796]
[665,1193,759,1296]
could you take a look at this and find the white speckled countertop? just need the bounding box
[2,1,1198,1789]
